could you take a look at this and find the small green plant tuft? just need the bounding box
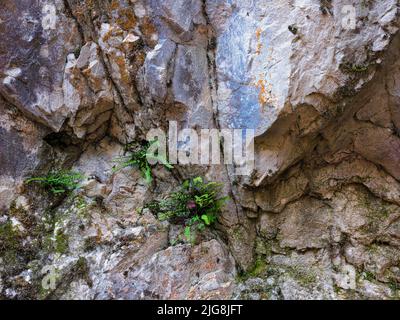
[112,140,173,184]
[26,171,84,195]
[145,176,228,243]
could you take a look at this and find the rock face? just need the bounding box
[1,0,400,300]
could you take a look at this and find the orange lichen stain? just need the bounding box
[140,17,158,46]
[255,27,262,40]
[256,79,268,105]
[102,26,114,43]
[82,66,103,91]
[256,43,263,55]
[102,25,124,44]
[116,8,137,30]
[110,0,119,10]
[134,51,146,68]
[254,74,277,108]
[255,28,263,55]
[114,54,131,84]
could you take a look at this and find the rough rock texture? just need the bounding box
[1,0,400,300]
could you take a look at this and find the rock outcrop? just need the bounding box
[1,0,400,300]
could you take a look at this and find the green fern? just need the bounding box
[26,171,84,195]
[113,140,173,184]
[145,177,228,243]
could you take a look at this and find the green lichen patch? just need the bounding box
[0,220,21,265]
[341,62,369,74]
[237,257,268,282]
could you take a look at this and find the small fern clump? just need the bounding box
[145,177,228,243]
[112,140,173,183]
[26,171,84,195]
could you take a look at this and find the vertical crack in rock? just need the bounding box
[201,0,256,272]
